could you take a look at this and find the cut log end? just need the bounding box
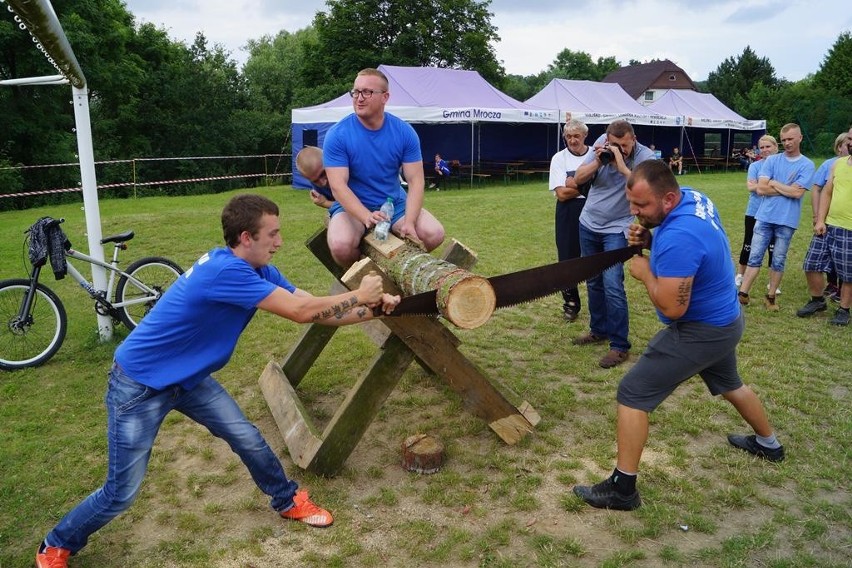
[439,276,496,329]
[402,434,445,474]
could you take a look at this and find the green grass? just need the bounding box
[1,172,850,567]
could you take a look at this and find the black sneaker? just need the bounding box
[796,299,827,317]
[828,308,850,326]
[563,303,579,322]
[573,478,641,511]
[727,434,785,462]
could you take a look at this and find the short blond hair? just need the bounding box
[295,146,323,176]
[356,68,389,89]
[780,123,801,135]
[758,134,777,149]
[833,132,848,154]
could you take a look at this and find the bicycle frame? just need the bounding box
[62,245,163,311]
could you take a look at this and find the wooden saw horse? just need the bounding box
[259,228,540,476]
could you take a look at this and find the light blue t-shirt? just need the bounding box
[756,153,815,228]
[579,134,656,233]
[323,112,419,213]
[651,189,740,326]
[811,156,839,188]
[745,160,764,217]
[115,247,295,390]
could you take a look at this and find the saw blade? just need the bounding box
[386,245,640,317]
[489,245,640,309]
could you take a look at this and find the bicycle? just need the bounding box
[0,217,184,370]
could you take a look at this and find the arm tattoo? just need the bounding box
[677,279,691,307]
[311,294,360,322]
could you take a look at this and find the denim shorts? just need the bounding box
[748,222,795,272]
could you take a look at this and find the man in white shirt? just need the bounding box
[548,119,592,322]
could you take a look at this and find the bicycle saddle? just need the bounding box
[100,231,135,244]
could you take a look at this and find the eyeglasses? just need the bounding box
[349,89,386,100]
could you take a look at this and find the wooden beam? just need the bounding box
[304,333,415,475]
[381,315,535,445]
[259,361,322,469]
[280,324,338,388]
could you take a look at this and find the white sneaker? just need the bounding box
[766,283,781,295]
[735,274,743,287]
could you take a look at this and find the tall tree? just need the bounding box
[813,30,852,97]
[706,46,777,110]
[241,28,318,153]
[547,49,619,81]
[307,0,503,90]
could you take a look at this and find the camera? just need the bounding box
[599,144,618,165]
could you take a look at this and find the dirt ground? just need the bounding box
[116,372,818,568]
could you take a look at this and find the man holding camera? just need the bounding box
[571,119,656,368]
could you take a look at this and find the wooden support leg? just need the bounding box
[260,228,539,477]
[261,331,415,476]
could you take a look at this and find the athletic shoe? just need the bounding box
[280,490,333,527]
[738,291,750,305]
[562,301,580,322]
[828,308,850,327]
[763,295,779,311]
[796,299,827,317]
[767,283,781,295]
[35,543,71,568]
[727,434,785,462]
[734,274,743,288]
[573,478,641,511]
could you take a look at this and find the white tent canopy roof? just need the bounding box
[292,65,556,124]
[525,79,681,126]
[648,90,766,130]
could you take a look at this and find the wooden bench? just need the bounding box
[471,173,492,186]
[517,169,549,184]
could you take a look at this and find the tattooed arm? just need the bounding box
[257,273,400,324]
[627,255,693,320]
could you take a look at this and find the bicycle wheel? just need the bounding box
[115,257,184,330]
[0,279,68,370]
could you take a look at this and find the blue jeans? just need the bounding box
[45,363,297,553]
[579,225,631,352]
[748,221,795,273]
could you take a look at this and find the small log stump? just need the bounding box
[402,434,445,474]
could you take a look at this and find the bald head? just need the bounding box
[296,146,323,176]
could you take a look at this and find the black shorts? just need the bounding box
[617,313,745,412]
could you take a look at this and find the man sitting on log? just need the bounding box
[323,67,445,267]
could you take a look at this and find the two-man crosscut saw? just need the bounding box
[384,245,641,317]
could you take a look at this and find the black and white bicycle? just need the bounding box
[0,217,183,370]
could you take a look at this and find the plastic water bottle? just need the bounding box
[374,197,394,241]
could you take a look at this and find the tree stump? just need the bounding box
[361,232,495,329]
[402,434,445,474]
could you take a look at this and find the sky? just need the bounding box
[121,0,850,83]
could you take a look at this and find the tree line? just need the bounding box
[1,0,849,209]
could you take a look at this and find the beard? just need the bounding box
[637,213,663,229]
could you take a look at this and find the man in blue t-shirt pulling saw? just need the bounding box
[573,160,785,512]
